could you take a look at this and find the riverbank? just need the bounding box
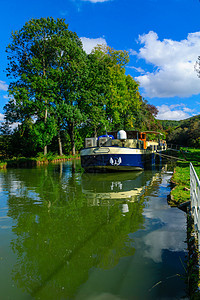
[169,148,200,206]
[168,148,200,299]
[0,153,80,169]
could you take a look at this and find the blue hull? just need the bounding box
[81,152,157,171]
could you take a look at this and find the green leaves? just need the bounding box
[4,17,161,157]
[5,17,88,155]
[31,117,57,149]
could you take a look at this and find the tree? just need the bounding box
[82,46,110,137]
[120,74,141,130]
[85,46,141,133]
[5,17,87,155]
[49,37,88,155]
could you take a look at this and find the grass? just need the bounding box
[0,153,80,168]
[170,148,200,205]
[35,152,79,162]
[0,162,7,169]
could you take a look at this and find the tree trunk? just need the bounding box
[94,127,97,139]
[58,131,63,156]
[45,107,48,122]
[44,106,48,156]
[43,57,48,155]
[44,145,47,156]
[71,136,76,156]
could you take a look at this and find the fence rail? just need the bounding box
[168,144,189,151]
[190,162,200,250]
[168,144,181,150]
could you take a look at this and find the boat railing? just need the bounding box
[85,136,167,151]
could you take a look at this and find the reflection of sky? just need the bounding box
[0,174,11,229]
[141,173,187,263]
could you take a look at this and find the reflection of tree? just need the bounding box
[4,163,146,299]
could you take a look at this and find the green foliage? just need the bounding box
[159,120,180,130]
[0,162,7,169]
[170,165,191,205]
[31,117,57,149]
[9,119,40,157]
[0,135,12,158]
[132,99,162,132]
[5,17,87,155]
[170,148,200,205]
[2,17,164,159]
[35,152,76,162]
[160,115,200,147]
[97,47,140,130]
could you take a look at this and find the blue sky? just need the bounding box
[1,0,200,121]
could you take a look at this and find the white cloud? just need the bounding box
[156,104,192,120]
[0,113,20,130]
[127,66,145,73]
[0,113,5,122]
[0,81,8,91]
[59,10,68,16]
[142,173,187,263]
[11,122,20,130]
[183,106,194,113]
[81,0,110,2]
[129,49,138,56]
[132,31,200,98]
[80,37,107,54]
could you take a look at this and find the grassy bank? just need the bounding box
[169,148,200,299]
[0,153,80,169]
[169,148,200,206]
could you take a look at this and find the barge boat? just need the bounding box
[80,130,167,172]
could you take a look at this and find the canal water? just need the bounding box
[0,161,188,299]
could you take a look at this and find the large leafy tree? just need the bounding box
[106,68,141,130]
[90,46,141,131]
[82,46,110,137]
[50,40,88,155]
[5,17,87,155]
[83,45,141,135]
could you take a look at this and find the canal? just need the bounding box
[0,161,188,299]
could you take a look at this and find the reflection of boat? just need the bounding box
[81,171,155,205]
[80,130,167,172]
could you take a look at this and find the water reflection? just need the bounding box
[81,172,144,203]
[81,171,161,215]
[0,162,187,299]
[2,163,146,299]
